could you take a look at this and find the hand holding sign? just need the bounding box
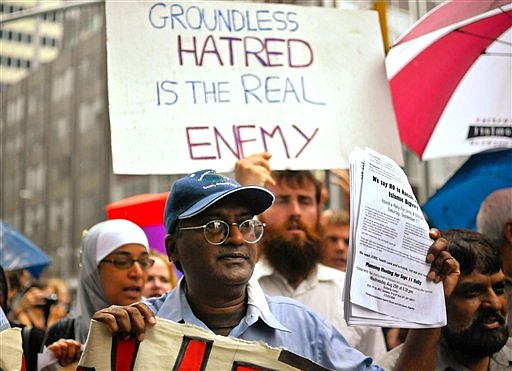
[235,152,275,187]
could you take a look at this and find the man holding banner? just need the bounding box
[92,169,459,369]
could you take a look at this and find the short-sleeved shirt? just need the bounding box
[144,278,383,370]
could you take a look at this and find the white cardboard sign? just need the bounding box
[105,1,403,174]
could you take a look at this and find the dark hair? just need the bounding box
[442,228,502,275]
[0,265,8,313]
[6,268,26,291]
[271,170,323,204]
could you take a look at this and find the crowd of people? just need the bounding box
[1,220,179,370]
[1,156,510,370]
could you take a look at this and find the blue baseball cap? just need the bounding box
[164,169,274,233]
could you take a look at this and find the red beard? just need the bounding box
[261,219,322,284]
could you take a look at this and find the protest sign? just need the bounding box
[77,318,328,370]
[105,1,402,174]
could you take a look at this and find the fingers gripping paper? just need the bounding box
[77,318,327,371]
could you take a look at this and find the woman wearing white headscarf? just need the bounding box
[41,219,151,367]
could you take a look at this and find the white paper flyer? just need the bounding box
[344,147,446,328]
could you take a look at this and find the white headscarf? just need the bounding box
[74,219,149,343]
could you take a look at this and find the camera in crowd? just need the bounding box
[36,293,59,309]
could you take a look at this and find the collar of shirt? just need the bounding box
[144,277,290,335]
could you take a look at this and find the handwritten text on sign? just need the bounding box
[106,1,402,174]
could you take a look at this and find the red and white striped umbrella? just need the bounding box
[386,0,512,160]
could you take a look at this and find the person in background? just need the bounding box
[142,249,178,298]
[10,280,52,331]
[11,277,70,332]
[1,266,47,371]
[477,187,512,336]
[41,219,151,368]
[92,169,460,370]
[236,153,387,359]
[6,269,33,322]
[44,278,71,327]
[378,229,511,370]
[319,209,350,271]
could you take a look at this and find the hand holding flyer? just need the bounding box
[344,147,446,328]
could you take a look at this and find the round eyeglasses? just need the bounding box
[179,219,265,245]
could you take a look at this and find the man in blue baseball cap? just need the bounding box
[93,169,460,369]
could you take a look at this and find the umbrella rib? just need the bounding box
[499,6,512,20]
[454,29,512,47]
[482,51,512,56]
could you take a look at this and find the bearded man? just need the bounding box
[477,188,512,336]
[378,229,511,370]
[235,153,387,360]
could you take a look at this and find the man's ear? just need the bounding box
[165,234,179,263]
[503,221,512,245]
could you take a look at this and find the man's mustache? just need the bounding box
[474,308,506,327]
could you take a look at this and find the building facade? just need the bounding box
[0,1,64,89]
[1,3,177,279]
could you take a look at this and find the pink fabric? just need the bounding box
[141,224,167,254]
[397,0,510,43]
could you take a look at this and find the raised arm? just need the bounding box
[393,229,460,371]
[328,168,351,210]
[235,152,275,186]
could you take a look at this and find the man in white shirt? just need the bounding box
[236,153,387,359]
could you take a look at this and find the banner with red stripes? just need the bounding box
[78,318,327,370]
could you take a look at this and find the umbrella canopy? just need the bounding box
[386,1,512,160]
[0,220,51,278]
[422,149,512,231]
[105,192,169,254]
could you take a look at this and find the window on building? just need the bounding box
[28,90,41,116]
[43,12,57,22]
[6,96,25,124]
[54,115,69,140]
[52,68,74,102]
[79,97,102,133]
